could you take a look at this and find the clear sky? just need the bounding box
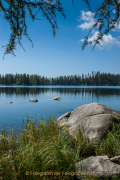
[0,0,120,78]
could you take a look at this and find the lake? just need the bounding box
[0,86,120,133]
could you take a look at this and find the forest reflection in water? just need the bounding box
[0,86,120,97]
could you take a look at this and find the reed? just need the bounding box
[0,117,120,180]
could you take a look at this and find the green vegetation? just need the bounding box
[1,0,120,57]
[0,117,120,180]
[0,71,120,86]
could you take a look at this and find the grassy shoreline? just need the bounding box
[0,117,120,180]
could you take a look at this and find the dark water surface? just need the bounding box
[0,86,120,133]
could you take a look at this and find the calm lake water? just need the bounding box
[0,86,120,133]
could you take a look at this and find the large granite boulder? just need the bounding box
[57,103,120,144]
[58,103,120,178]
[75,155,120,178]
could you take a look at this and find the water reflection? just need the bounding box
[0,86,120,132]
[0,86,120,98]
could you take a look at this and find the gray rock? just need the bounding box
[70,114,117,143]
[57,103,120,178]
[57,103,120,144]
[57,112,71,121]
[29,99,38,102]
[57,111,71,127]
[57,112,71,126]
[110,156,120,163]
[75,155,120,178]
[53,96,61,100]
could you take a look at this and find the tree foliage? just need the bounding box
[0,0,120,57]
[82,0,120,50]
[0,0,66,58]
[1,71,120,86]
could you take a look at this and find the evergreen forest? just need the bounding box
[0,71,120,86]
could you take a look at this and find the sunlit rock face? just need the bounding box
[57,103,120,144]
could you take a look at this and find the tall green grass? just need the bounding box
[0,117,120,180]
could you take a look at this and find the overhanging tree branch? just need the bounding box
[82,0,120,51]
[0,0,66,59]
[1,0,120,58]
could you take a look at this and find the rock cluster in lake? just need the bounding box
[11,97,62,103]
[57,103,120,178]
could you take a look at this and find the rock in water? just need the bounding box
[29,99,38,102]
[53,97,61,100]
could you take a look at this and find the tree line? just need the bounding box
[0,71,120,86]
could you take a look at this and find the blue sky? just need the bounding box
[0,0,120,78]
